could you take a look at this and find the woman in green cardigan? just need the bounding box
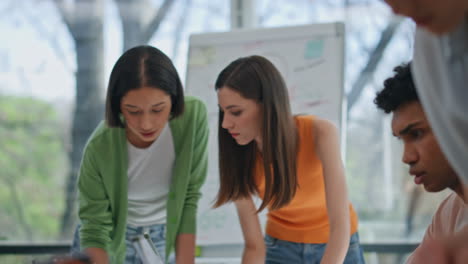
[71,45,209,264]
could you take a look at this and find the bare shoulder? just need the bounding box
[312,117,338,142]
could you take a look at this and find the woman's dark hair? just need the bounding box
[374,62,418,113]
[213,55,298,212]
[105,45,184,127]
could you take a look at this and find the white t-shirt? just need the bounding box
[412,17,468,184]
[406,193,468,263]
[126,124,175,227]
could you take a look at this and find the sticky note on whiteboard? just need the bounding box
[304,39,324,60]
[190,46,216,66]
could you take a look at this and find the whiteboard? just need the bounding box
[185,22,345,245]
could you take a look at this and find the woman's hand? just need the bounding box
[84,247,109,264]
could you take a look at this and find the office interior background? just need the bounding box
[0,0,451,263]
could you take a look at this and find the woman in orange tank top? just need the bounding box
[214,55,364,264]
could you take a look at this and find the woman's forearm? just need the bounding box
[320,226,350,264]
[84,247,109,264]
[175,233,196,264]
[241,244,265,264]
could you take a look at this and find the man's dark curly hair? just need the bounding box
[374,62,419,113]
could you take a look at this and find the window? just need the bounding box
[1,1,451,263]
[0,0,228,262]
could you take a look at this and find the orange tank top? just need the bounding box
[254,115,358,243]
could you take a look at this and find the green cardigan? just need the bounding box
[77,96,209,263]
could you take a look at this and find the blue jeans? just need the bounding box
[265,232,365,264]
[71,224,167,264]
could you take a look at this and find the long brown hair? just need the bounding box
[214,55,298,211]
